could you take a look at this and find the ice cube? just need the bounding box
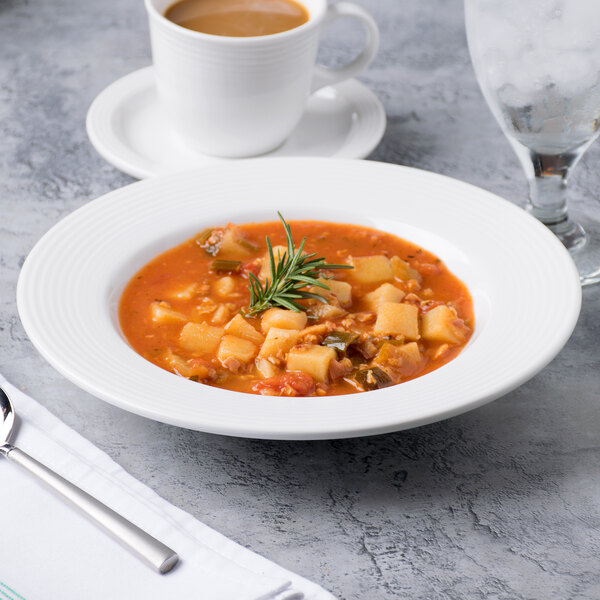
[549,52,597,97]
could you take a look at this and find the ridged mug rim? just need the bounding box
[145,0,326,44]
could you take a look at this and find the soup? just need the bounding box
[164,0,309,37]
[119,218,474,396]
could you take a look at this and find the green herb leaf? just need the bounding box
[245,213,352,316]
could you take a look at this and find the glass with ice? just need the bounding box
[465,0,600,285]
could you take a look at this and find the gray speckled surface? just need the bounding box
[2,0,600,598]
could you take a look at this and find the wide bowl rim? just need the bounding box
[16,158,581,439]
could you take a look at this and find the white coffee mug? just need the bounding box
[145,0,380,157]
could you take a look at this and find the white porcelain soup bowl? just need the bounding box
[16,158,581,439]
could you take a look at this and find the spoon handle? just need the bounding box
[5,446,179,574]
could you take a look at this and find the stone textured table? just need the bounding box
[2,1,600,598]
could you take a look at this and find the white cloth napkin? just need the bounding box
[0,376,336,600]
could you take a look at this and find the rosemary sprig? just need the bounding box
[245,213,353,316]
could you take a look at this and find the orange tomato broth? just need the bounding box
[119,220,474,396]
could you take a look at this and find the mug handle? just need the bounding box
[311,2,380,93]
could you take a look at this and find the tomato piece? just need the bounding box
[252,372,316,396]
[415,262,441,277]
[241,260,261,277]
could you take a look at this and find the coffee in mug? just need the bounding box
[164,0,310,37]
[146,0,379,157]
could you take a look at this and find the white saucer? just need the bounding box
[86,67,386,179]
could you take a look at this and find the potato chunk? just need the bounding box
[373,302,419,339]
[396,341,422,364]
[259,245,287,280]
[179,322,224,353]
[258,328,300,358]
[261,308,307,333]
[224,313,264,344]
[390,256,421,282]
[421,305,470,344]
[287,344,336,382]
[373,341,423,378]
[169,283,199,301]
[322,279,352,307]
[213,276,236,298]
[211,304,230,325]
[349,255,394,284]
[363,283,405,311]
[256,357,278,378]
[217,335,257,365]
[307,303,346,320]
[150,301,187,323]
[164,349,195,377]
[164,349,211,379]
[219,227,253,259]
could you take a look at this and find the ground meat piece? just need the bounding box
[405,279,422,293]
[415,262,441,277]
[199,228,224,255]
[297,322,338,344]
[354,312,376,323]
[430,344,450,360]
[355,339,378,359]
[211,304,230,325]
[222,357,242,373]
[241,259,261,278]
[403,293,422,307]
[268,353,286,367]
[186,358,216,381]
[329,358,353,381]
[252,372,316,396]
[195,297,217,314]
[420,300,444,314]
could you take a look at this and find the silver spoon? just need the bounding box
[0,385,179,574]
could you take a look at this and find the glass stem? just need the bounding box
[525,150,587,251]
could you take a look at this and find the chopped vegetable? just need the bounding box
[179,322,224,353]
[224,313,265,344]
[349,255,394,284]
[150,300,187,323]
[195,228,213,245]
[261,307,307,333]
[217,335,258,366]
[363,283,405,311]
[196,228,223,256]
[238,238,259,252]
[213,276,236,297]
[421,305,469,344]
[353,367,393,391]
[286,344,337,382]
[390,255,421,282]
[321,331,359,356]
[211,259,242,274]
[258,327,300,358]
[220,227,254,258]
[372,341,423,378]
[373,302,420,339]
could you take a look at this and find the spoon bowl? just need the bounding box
[0,383,179,574]
[0,386,15,453]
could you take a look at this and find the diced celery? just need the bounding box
[211,259,242,274]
